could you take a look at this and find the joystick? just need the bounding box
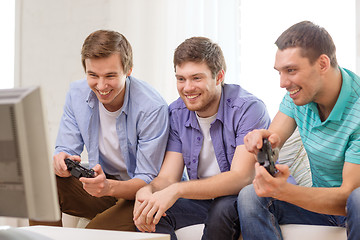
[64,158,95,178]
[257,139,278,176]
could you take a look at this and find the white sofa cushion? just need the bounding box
[278,128,312,187]
[175,224,346,240]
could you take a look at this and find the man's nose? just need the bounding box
[184,80,195,91]
[279,73,289,89]
[97,77,108,90]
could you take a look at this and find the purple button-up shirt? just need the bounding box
[166,84,271,180]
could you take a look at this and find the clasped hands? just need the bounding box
[133,184,179,232]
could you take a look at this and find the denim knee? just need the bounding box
[203,196,239,240]
[207,196,238,221]
[347,187,360,219]
[238,184,261,213]
[346,187,360,240]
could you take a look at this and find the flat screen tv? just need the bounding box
[0,86,60,222]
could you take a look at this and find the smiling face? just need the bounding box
[274,47,324,106]
[175,61,223,118]
[85,53,131,112]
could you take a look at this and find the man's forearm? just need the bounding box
[148,176,176,193]
[277,183,349,216]
[108,178,147,200]
[176,171,252,200]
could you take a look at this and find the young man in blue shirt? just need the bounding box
[238,21,360,240]
[30,30,169,231]
[133,37,271,240]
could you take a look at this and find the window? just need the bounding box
[239,0,356,118]
[0,1,15,89]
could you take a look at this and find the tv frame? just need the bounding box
[0,86,60,222]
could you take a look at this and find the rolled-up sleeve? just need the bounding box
[133,104,169,183]
[54,90,84,156]
[235,99,271,146]
[165,110,183,153]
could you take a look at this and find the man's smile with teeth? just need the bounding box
[289,89,300,95]
[98,89,111,95]
[186,94,200,99]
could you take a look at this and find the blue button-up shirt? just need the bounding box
[166,84,271,180]
[55,76,169,183]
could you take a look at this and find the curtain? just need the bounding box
[109,0,241,104]
[1,0,241,228]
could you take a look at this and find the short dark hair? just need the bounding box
[81,30,133,73]
[275,21,338,68]
[174,37,226,81]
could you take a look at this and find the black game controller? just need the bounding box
[64,158,95,179]
[257,139,278,176]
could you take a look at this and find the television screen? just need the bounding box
[0,86,60,222]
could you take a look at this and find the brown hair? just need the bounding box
[174,37,226,83]
[81,30,133,73]
[275,21,338,68]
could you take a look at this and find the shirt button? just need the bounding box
[227,99,231,103]
[192,159,196,163]
[197,137,200,141]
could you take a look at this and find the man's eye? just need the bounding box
[288,69,295,73]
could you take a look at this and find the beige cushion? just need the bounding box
[175,224,346,240]
[278,128,312,187]
[280,224,346,240]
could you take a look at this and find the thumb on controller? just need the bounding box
[92,164,104,177]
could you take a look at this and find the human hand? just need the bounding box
[253,163,290,199]
[53,152,81,177]
[79,164,109,197]
[134,184,180,232]
[244,129,280,155]
[133,187,157,232]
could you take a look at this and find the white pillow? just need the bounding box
[278,128,312,187]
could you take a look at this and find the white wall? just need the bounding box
[16,0,177,153]
[16,0,113,152]
[0,1,15,89]
[15,0,240,154]
[357,0,360,74]
[239,0,356,118]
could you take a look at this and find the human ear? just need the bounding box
[127,68,133,77]
[216,69,225,85]
[318,54,331,72]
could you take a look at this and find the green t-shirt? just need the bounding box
[280,67,360,187]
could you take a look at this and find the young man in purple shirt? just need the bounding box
[133,37,271,240]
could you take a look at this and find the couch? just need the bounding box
[63,129,347,239]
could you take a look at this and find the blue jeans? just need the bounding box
[155,196,240,240]
[237,184,360,240]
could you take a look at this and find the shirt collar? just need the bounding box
[186,111,199,129]
[308,67,351,123]
[86,89,97,109]
[121,76,131,115]
[216,87,226,124]
[326,67,351,122]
